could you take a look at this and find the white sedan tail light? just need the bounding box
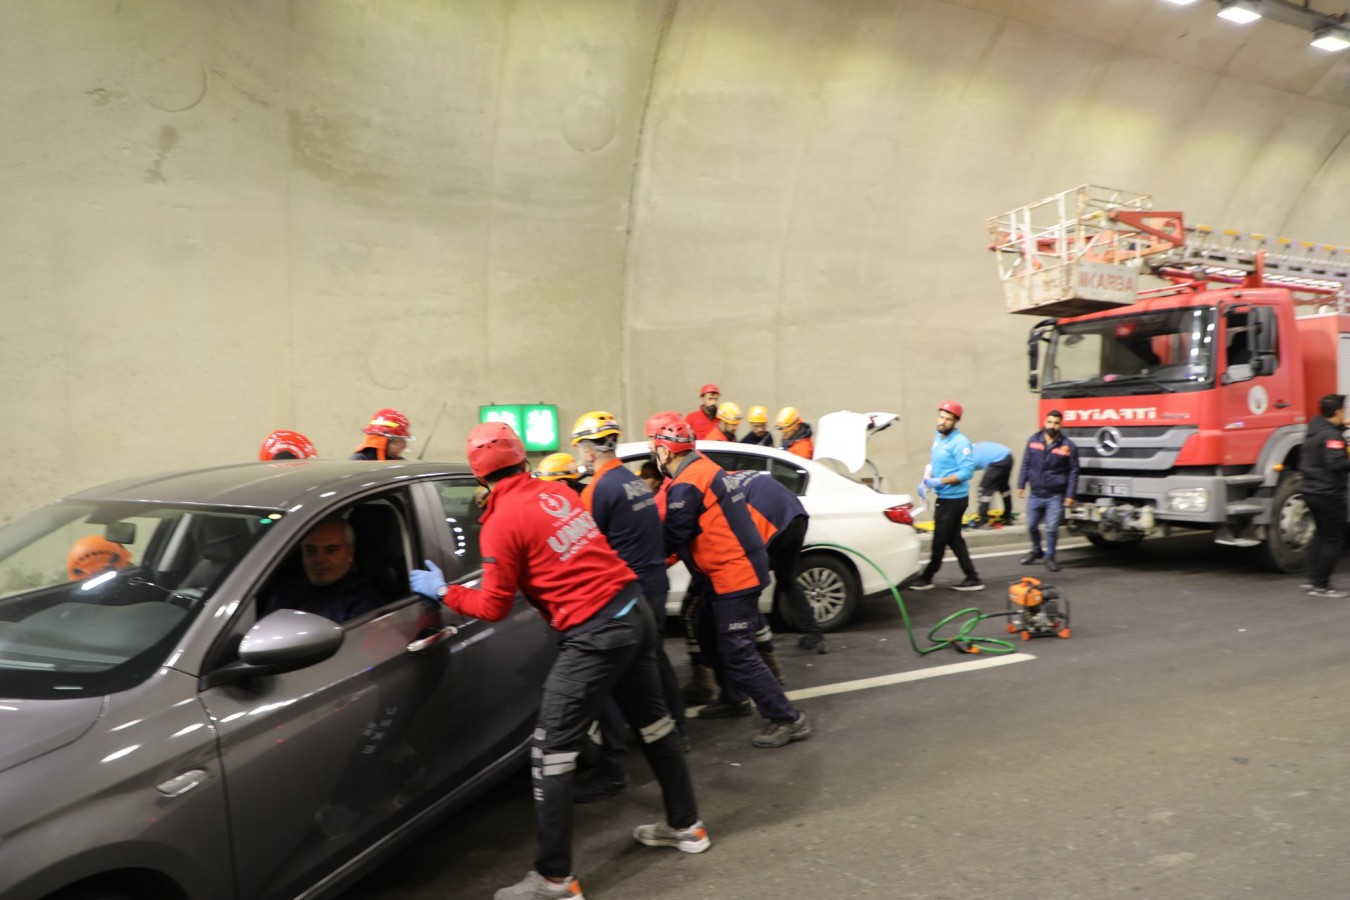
[883,503,914,526]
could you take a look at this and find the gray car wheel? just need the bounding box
[793,554,859,633]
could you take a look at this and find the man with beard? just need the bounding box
[1017,410,1080,574]
[901,401,983,592]
[685,384,722,439]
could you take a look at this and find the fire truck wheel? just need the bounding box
[1256,474,1312,574]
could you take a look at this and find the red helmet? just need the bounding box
[364,408,413,439]
[652,421,697,454]
[645,410,684,438]
[259,430,318,461]
[67,535,134,581]
[938,400,964,420]
[466,421,526,479]
[699,383,720,396]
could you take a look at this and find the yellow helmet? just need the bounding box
[535,452,581,481]
[570,410,622,446]
[747,405,769,424]
[775,406,802,429]
[717,401,743,424]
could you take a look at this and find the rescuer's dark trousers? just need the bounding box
[922,496,978,580]
[533,585,698,878]
[978,457,1014,519]
[694,588,799,722]
[592,589,684,785]
[769,516,819,638]
[1305,492,1345,590]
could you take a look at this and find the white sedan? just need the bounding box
[615,441,922,632]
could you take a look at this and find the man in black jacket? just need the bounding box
[1300,394,1350,598]
[1017,410,1079,574]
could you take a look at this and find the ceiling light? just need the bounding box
[1160,0,1202,5]
[1311,25,1350,51]
[1217,0,1262,24]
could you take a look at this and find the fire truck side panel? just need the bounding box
[1294,314,1350,412]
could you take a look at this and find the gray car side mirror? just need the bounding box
[202,610,344,688]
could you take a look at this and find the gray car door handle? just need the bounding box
[157,769,208,797]
[406,624,461,653]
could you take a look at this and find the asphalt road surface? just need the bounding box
[341,534,1350,899]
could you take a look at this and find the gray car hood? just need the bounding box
[0,695,107,774]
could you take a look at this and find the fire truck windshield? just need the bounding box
[1041,307,1216,398]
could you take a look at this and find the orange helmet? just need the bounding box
[466,421,526,480]
[652,421,697,453]
[536,452,581,481]
[645,410,684,439]
[259,430,317,461]
[717,402,744,424]
[364,408,413,440]
[747,405,769,424]
[67,535,134,581]
[775,406,802,429]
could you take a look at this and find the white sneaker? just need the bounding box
[633,819,711,853]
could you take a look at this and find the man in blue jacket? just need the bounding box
[970,441,1014,528]
[1017,410,1080,573]
[903,401,983,592]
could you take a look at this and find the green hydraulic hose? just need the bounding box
[807,542,1018,656]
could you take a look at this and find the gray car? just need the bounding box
[0,461,556,900]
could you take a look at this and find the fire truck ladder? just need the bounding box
[1151,224,1350,310]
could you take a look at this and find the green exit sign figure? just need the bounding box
[479,404,560,452]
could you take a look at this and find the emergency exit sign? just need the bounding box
[479,404,560,452]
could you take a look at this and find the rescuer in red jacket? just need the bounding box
[409,422,707,900]
[653,421,812,749]
[684,383,722,438]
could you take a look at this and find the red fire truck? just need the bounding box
[989,186,1350,571]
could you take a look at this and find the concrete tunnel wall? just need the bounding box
[3,0,1350,520]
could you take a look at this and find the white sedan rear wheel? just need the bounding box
[794,554,859,633]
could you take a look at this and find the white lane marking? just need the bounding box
[782,653,1035,703]
[968,541,1090,561]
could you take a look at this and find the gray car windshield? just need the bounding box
[0,501,275,699]
[1042,307,1216,397]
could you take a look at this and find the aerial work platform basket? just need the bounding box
[987,185,1183,317]
[989,185,1350,317]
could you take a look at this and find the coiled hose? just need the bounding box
[807,542,1017,655]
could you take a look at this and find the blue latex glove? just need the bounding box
[922,477,942,489]
[410,559,447,599]
[916,481,928,497]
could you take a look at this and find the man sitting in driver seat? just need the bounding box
[262,517,385,623]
